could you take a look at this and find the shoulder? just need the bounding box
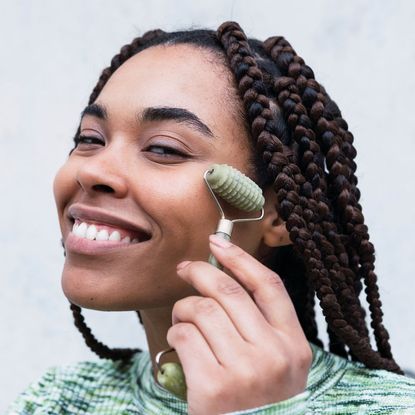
[310,349,415,414]
[337,362,415,406]
[6,352,143,415]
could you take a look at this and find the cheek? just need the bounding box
[138,167,220,232]
[53,162,76,209]
[53,162,77,237]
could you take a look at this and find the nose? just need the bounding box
[75,148,129,198]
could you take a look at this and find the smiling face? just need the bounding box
[53,44,280,311]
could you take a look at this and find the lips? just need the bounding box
[67,203,152,242]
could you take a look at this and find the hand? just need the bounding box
[166,234,313,415]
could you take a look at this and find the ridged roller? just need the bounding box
[205,163,265,211]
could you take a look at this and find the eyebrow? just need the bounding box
[80,103,215,139]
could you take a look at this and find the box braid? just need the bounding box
[216,21,402,373]
[262,36,392,361]
[64,22,403,374]
[249,42,367,358]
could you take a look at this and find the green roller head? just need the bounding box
[205,164,265,212]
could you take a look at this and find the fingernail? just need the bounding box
[177,261,191,270]
[209,234,232,248]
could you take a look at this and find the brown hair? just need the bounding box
[66,21,403,374]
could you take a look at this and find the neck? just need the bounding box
[140,306,181,381]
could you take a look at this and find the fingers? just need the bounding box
[172,295,245,367]
[178,234,301,333]
[166,321,219,383]
[210,235,300,329]
[177,260,272,344]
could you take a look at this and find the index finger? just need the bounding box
[209,234,300,330]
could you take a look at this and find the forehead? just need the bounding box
[96,44,246,145]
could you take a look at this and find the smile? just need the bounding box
[72,220,141,244]
[65,220,151,255]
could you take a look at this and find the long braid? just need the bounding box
[270,75,366,358]
[259,27,401,371]
[218,22,358,362]
[263,37,370,359]
[304,283,323,348]
[264,36,394,361]
[261,64,367,343]
[70,303,140,362]
[216,21,353,358]
[268,245,324,349]
[216,21,403,374]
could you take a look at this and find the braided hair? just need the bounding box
[65,21,403,374]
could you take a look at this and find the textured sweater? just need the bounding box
[6,341,415,414]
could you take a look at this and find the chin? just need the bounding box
[60,265,141,311]
[60,262,182,312]
[62,282,129,311]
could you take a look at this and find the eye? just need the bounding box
[74,135,105,147]
[145,145,188,158]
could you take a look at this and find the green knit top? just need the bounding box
[6,341,415,414]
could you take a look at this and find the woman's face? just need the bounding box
[53,44,274,311]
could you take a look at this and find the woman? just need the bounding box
[7,21,415,414]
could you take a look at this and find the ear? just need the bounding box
[260,186,292,248]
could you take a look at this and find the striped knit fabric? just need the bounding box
[6,341,415,414]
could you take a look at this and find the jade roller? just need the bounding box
[155,163,265,400]
[203,163,265,270]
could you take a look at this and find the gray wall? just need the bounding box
[1,0,414,410]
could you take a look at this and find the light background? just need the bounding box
[1,0,414,411]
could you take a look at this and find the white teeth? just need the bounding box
[109,230,121,241]
[74,222,87,238]
[86,224,97,240]
[72,221,138,244]
[96,229,109,241]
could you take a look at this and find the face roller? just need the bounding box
[203,163,265,269]
[155,163,265,400]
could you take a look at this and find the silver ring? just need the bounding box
[155,347,175,373]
